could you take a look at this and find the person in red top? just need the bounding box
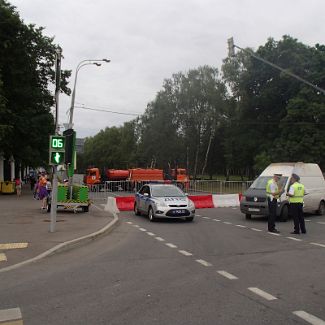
[15,177,22,197]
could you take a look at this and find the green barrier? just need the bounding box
[57,185,68,201]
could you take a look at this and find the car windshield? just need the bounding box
[151,185,185,197]
[250,176,288,190]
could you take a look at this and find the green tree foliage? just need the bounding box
[0,0,70,168]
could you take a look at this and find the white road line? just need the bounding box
[126,221,133,224]
[293,311,325,325]
[139,228,147,232]
[223,221,232,225]
[236,224,247,228]
[232,208,237,210]
[213,219,221,222]
[248,287,277,301]
[317,221,325,225]
[146,232,155,236]
[305,219,311,222]
[178,250,193,256]
[133,225,140,228]
[166,243,177,248]
[202,217,210,220]
[196,215,202,217]
[286,236,302,242]
[155,237,165,242]
[0,253,7,262]
[251,228,263,232]
[0,307,22,322]
[196,259,212,267]
[310,242,325,248]
[268,232,281,236]
[217,270,238,280]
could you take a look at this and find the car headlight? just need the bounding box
[188,199,195,208]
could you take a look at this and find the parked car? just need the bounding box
[240,162,325,221]
[134,183,195,221]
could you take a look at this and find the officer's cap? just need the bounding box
[273,173,282,177]
[291,173,300,181]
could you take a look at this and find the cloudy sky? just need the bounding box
[9,0,325,138]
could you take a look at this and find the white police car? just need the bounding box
[134,183,195,222]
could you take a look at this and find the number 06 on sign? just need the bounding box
[49,135,65,165]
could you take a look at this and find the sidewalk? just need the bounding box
[0,184,116,271]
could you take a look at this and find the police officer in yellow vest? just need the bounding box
[266,174,282,233]
[287,173,306,234]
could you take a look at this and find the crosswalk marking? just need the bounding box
[0,243,28,250]
[0,308,22,323]
[0,253,7,262]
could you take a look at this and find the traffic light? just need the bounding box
[49,135,65,165]
[63,128,75,165]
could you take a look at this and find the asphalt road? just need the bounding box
[0,207,325,325]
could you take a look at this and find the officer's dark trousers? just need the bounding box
[289,203,306,233]
[267,198,277,231]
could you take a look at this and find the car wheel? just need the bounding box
[148,207,156,222]
[245,214,251,220]
[134,203,141,216]
[186,216,194,222]
[317,201,325,216]
[280,205,289,222]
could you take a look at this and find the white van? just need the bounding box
[240,162,325,221]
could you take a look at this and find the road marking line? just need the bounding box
[0,253,7,262]
[223,221,232,225]
[196,259,212,267]
[310,242,325,248]
[217,270,238,280]
[178,250,193,256]
[196,215,202,217]
[293,310,325,325]
[268,232,281,236]
[286,236,302,242]
[155,237,165,242]
[232,208,237,210]
[133,225,140,228]
[126,221,133,224]
[202,217,210,219]
[139,228,147,232]
[166,243,177,248]
[305,219,311,222]
[213,219,221,222]
[248,287,277,301]
[146,232,155,236]
[0,243,28,250]
[0,308,22,322]
[317,221,325,225]
[251,228,263,232]
[236,224,247,228]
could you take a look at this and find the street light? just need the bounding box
[68,58,110,128]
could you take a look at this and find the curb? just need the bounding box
[0,205,119,273]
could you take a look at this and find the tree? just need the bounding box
[0,0,71,169]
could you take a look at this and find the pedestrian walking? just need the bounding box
[37,173,49,210]
[15,177,22,197]
[287,173,306,234]
[266,173,282,233]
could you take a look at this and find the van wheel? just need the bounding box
[317,201,325,216]
[280,205,289,222]
[245,214,251,220]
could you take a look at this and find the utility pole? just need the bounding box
[227,37,325,95]
[50,48,62,233]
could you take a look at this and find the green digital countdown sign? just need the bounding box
[49,135,65,165]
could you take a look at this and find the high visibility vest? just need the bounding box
[266,179,279,199]
[289,182,305,203]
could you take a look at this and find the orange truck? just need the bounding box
[84,167,189,188]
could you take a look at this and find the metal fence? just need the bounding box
[87,179,253,201]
